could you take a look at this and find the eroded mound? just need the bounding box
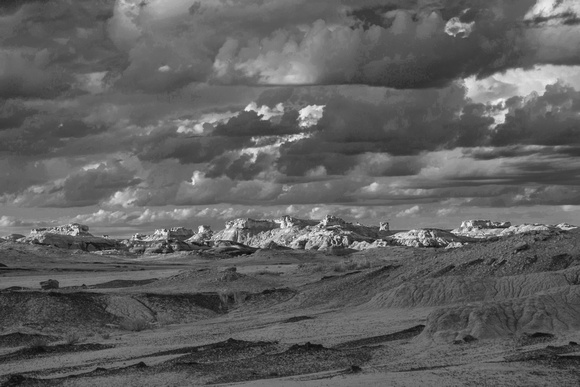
[419,285,580,343]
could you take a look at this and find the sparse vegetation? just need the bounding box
[156,312,176,326]
[64,331,81,345]
[333,258,372,272]
[218,290,246,306]
[28,337,50,350]
[298,262,325,273]
[119,317,149,332]
[255,269,283,276]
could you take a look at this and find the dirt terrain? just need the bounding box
[2,230,580,386]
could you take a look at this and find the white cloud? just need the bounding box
[244,102,285,120]
[444,17,475,38]
[396,205,421,217]
[298,104,324,127]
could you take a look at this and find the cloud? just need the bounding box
[396,205,421,217]
[76,0,571,91]
[490,81,580,147]
[0,0,577,99]
[5,160,141,207]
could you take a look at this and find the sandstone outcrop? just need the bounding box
[127,226,216,254]
[460,220,511,229]
[212,240,258,256]
[211,215,390,251]
[185,225,213,244]
[452,220,578,240]
[31,223,91,236]
[25,224,121,251]
[388,229,471,248]
[451,219,512,239]
[4,234,26,242]
[131,227,194,242]
[40,279,59,290]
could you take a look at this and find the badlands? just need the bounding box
[1,215,580,386]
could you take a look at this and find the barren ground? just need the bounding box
[2,231,580,386]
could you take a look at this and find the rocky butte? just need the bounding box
[25,223,120,251]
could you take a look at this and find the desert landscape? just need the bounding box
[3,0,580,386]
[1,216,580,386]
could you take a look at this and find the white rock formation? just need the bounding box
[211,215,390,251]
[185,225,214,244]
[31,223,91,236]
[497,223,559,237]
[452,220,578,240]
[452,219,512,239]
[131,227,194,242]
[25,224,120,251]
[556,223,578,231]
[459,220,511,229]
[389,229,470,248]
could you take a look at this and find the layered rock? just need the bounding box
[31,223,91,237]
[25,224,120,251]
[452,220,578,239]
[131,227,194,242]
[452,219,512,239]
[3,234,25,242]
[127,226,216,254]
[459,220,511,229]
[212,240,258,256]
[185,225,214,244]
[211,215,390,251]
[388,229,471,248]
[214,218,280,243]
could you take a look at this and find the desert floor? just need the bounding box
[1,232,580,386]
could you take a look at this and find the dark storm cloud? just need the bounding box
[491,82,580,147]
[0,100,34,131]
[468,145,580,161]
[59,162,141,207]
[206,152,275,181]
[0,0,120,99]
[136,108,305,167]
[275,84,473,176]
[99,0,579,91]
[0,112,108,156]
[2,160,142,208]
[213,110,301,137]
[0,157,48,195]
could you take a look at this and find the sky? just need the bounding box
[1,0,580,237]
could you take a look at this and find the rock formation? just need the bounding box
[459,220,511,229]
[127,226,217,254]
[40,279,59,290]
[31,223,91,236]
[388,229,471,248]
[451,220,577,239]
[211,215,390,251]
[131,227,194,242]
[25,224,121,251]
[185,225,214,244]
[451,219,512,239]
[3,234,25,242]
